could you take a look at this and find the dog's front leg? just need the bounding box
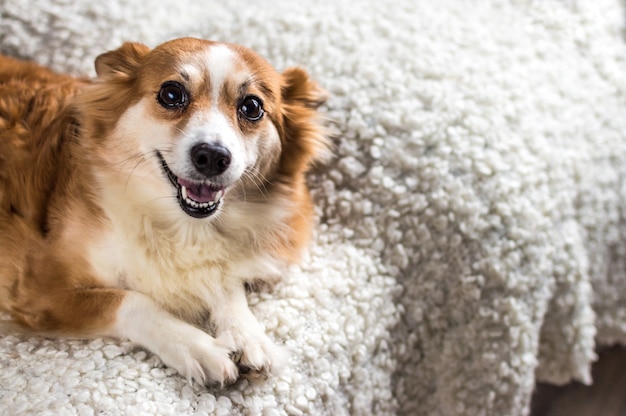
[213,284,285,378]
[18,288,239,386]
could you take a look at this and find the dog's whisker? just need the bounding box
[244,168,273,200]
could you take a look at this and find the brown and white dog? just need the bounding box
[0,37,327,386]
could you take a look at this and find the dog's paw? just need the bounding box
[157,327,239,387]
[117,293,240,387]
[217,327,286,379]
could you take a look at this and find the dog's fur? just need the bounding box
[0,37,327,385]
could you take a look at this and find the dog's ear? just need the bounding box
[94,42,150,79]
[279,67,330,175]
[281,67,327,110]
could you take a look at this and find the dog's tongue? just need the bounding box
[177,178,221,203]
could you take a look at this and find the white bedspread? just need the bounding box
[1,1,626,414]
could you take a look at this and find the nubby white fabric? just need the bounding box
[1,1,626,415]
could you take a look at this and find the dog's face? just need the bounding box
[82,38,326,221]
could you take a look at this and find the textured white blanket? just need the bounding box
[2,0,626,415]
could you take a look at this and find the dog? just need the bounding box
[0,37,328,386]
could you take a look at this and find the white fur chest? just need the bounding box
[87,212,283,321]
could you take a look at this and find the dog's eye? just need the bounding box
[158,81,188,109]
[238,95,264,121]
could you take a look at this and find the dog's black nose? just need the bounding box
[190,143,231,177]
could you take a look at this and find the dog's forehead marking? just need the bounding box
[205,44,239,102]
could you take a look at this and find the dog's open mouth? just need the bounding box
[157,153,224,219]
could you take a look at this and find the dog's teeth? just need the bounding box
[181,188,221,211]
